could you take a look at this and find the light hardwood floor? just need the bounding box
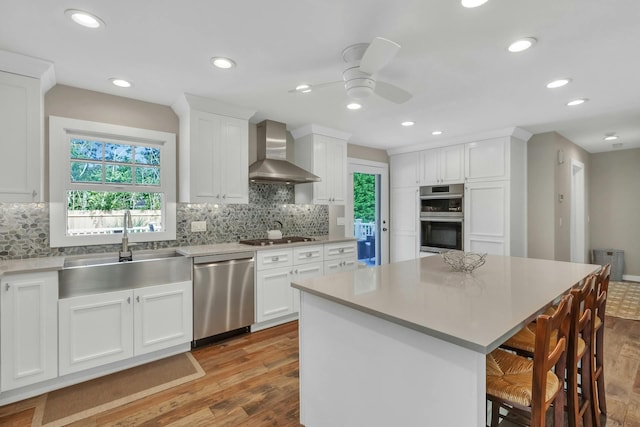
[0,317,638,426]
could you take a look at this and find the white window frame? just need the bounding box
[49,116,176,248]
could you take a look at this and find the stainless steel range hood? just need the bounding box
[249,120,320,184]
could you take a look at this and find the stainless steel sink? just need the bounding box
[60,249,191,298]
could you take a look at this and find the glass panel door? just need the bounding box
[353,172,380,266]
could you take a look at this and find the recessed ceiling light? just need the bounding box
[508,37,537,53]
[211,57,236,69]
[567,98,588,106]
[346,102,362,110]
[65,9,105,29]
[401,121,415,127]
[461,0,489,8]
[604,135,618,141]
[432,130,443,136]
[110,78,132,88]
[546,78,571,89]
[295,84,312,93]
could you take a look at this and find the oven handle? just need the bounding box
[420,217,463,223]
[419,193,463,200]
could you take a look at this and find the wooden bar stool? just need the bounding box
[591,263,611,424]
[501,275,597,427]
[486,293,573,426]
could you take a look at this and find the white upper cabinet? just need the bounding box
[0,71,42,202]
[293,124,351,205]
[419,145,464,185]
[465,137,509,182]
[390,152,419,188]
[172,94,256,204]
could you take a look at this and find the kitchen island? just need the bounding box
[291,254,599,426]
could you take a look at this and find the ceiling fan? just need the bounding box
[290,37,412,104]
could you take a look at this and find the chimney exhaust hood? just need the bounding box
[249,120,320,184]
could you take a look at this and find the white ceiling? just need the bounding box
[2,0,640,154]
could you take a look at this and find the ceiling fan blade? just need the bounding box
[375,81,412,104]
[359,37,401,75]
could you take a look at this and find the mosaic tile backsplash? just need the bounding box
[0,184,328,260]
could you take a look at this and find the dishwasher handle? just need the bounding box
[194,251,255,265]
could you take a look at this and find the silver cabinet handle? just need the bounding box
[338,248,344,254]
[127,296,131,304]
[272,256,279,262]
[306,252,312,258]
[5,283,9,291]
[136,296,140,303]
[222,194,226,199]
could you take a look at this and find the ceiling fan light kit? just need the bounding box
[291,36,412,105]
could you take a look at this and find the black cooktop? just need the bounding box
[239,236,316,246]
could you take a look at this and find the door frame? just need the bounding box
[346,158,390,265]
[570,159,586,263]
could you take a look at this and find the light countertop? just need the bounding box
[0,256,65,277]
[0,235,356,276]
[177,236,355,257]
[292,254,600,353]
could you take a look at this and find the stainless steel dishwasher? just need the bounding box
[192,251,255,347]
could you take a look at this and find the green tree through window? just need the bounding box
[353,173,375,223]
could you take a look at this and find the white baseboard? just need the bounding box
[622,274,640,282]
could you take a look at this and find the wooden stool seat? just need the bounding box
[487,349,562,407]
[504,326,585,357]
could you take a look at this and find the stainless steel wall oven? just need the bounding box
[419,184,464,253]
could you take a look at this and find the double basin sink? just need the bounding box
[59,249,192,299]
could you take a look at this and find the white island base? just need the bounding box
[298,292,486,427]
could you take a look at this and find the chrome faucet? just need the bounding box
[119,209,133,262]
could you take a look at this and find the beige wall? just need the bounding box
[590,148,640,277]
[347,143,389,163]
[44,85,179,200]
[527,132,590,262]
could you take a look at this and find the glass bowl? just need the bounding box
[441,250,487,273]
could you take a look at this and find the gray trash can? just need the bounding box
[591,249,624,281]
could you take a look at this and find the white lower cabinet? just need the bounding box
[256,265,295,323]
[59,281,192,376]
[0,272,58,392]
[323,241,357,274]
[464,181,509,255]
[133,282,192,356]
[254,242,356,329]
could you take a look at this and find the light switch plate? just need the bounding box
[191,221,207,232]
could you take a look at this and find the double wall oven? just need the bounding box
[420,184,464,254]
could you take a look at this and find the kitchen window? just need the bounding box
[49,116,176,247]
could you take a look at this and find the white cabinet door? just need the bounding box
[293,245,323,265]
[465,181,509,255]
[440,145,465,184]
[0,71,41,202]
[465,138,509,182]
[1,272,57,391]
[390,152,419,188]
[218,115,249,204]
[419,149,439,185]
[324,241,357,261]
[256,266,294,323]
[134,281,193,356]
[323,256,357,275]
[59,290,134,375]
[390,187,418,262]
[292,261,324,312]
[328,138,347,203]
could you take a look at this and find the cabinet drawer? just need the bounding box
[256,249,293,270]
[324,241,357,260]
[293,245,324,265]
